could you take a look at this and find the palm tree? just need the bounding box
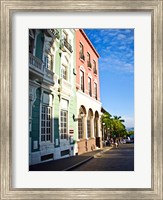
[113,115,125,123]
[112,116,126,138]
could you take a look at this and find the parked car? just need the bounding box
[124,136,134,143]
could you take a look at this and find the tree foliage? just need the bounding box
[101,112,127,139]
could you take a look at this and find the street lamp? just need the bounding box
[102,122,105,141]
[73,111,85,121]
[107,127,110,140]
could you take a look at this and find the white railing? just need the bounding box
[29,53,44,73]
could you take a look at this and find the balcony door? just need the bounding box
[60,99,69,145]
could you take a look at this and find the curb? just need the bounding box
[63,156,94,171]
[63,146,113,171]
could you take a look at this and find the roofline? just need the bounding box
[80,29,100,58]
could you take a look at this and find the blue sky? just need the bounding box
[84,29,134,128]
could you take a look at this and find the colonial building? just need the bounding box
[29,29,77,165]
[75,29,102,155]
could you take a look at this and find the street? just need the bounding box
[71,143,134,171]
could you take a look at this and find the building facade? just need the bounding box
[29,29,77,165]
[29,28,102,165]
[75,29,102,155]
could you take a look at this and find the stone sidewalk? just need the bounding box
[29,146,113,171]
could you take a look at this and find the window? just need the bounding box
[79,43,84,60]
[44,54,53,70]
[60,110,68,140]
[61,65,67,80]
[93,60,97,74]
[87,52,90,62]
[80,70,84,92]
[41,106,52,142]
[78,119,83,139]
[87,52,91,68]
[94,83,97,100]
[62,31,72,53]
[44,55,49,68]
[88,77,92,96]
[29,30,35,54]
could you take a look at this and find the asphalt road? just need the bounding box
[71,143,134,171]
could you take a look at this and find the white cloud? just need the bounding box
[124,29,132,34]
[118,46,126,50]
[117,34,126,40]
[99,53,134,74]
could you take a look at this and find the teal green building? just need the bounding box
[29,29,77,165]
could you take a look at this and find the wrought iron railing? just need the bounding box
[61,39,73,53]
[29,53,44,72]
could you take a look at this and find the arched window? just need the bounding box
[35,32,44,60]
[78,106,86,139]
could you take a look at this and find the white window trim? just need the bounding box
[41,105,52,143]
[61,64,68,80]
[59,99,69,143]
[39,91,54,145]
[80,70,85,92]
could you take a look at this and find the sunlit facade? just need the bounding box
[75,29,102,155]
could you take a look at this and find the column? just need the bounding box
[83,115,87,139]
[91,117,95,138]
[97,118,101,137]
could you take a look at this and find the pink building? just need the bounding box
[75,29,102,155]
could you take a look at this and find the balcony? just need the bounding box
[29,53,44,79]
[87,61,92,68]
[49,29,60,39]
[45,29,60,39]
[29,53,55,85]
[60,39,73,53]
[80,53,85,61]
[59,78,72,96]
[44,68,55,85]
